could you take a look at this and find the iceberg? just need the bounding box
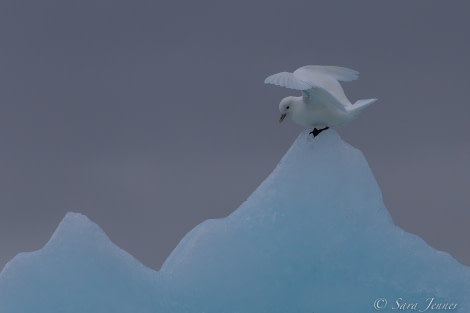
[0,213,162,312]
[0,130,468,313]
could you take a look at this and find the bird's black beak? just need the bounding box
[279,113,287,124]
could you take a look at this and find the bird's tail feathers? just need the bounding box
[347,98,377,115]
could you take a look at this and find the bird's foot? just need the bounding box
[309,127,329,138]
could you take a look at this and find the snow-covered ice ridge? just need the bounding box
[0,130,468,313]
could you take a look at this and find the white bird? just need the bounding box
[264,65,377,137]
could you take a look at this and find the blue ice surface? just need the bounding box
[0,130,468,313]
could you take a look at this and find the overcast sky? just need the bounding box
[1,1,469,271]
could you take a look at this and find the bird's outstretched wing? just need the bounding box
[293,66,355,107]
[264,65,357,111]
[264,72,312,90]
[294,65,359,82]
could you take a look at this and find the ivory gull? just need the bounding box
[265,65,377,137]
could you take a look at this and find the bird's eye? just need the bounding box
[286,106,290,109]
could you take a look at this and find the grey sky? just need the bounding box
[1,1,469,271]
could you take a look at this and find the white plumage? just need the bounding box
[265,65,376,133]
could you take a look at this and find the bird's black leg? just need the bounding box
[309,127,329,137]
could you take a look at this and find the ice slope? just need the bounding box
[0,213,163,312]
[0,130,468,313]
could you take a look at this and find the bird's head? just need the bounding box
[278,96,295,123]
